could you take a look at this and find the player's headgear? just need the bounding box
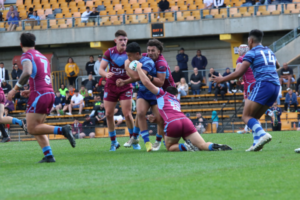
[249,29,264,43]
[126,42,141,55]
[20,33,36,47]
[115,30,127,37]
[166,86,178,96]
[238,44,249,56]
[147,39,164,53]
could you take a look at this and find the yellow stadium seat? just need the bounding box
[51,24,59,29]
[110,15,119,22]
[60,24,67,28]
[99,11,107,15]
[57,19,65,25]
[230,7,238,16]
[69,2,76,7]
[106,5,114,10]
[43,4,51,9]
[143,7,151,13]
[37,9,44,15]
[50,0,57,4]
[202,9,210,17]
[16,0,23,6]
[86,1,93,7]
[52,3,60,9]
[164,12,173,18]
[73,12,81,17]
[149,2,158,7]
[141,3,149,8]
[100,16,109,25]
[112,0,120,4]
[166,16,174,21]
[24,0,32,6]
[108,10,116,15]
[123,4,131,10]
[58,0,65,3]
[248,6,254,15]
[210,9,219,16]
[79,6,87,12]
[177,16,185,21]
[152,7,159,12]
[76,0,83,3]
[192,10,200,16]
[56,13,63,18]
[18,4,25,10]
[60,2,68,8]
[33,25,41,29]
[129,0,137,3]
[186,16,195,20]
[171,6,178,11]
[16,26,23,31]
[121,0,128,4]
[125,9,133,14]
[66,18,73,26]
[86,22,94,26]
[117,10,125,14]
[232,13,242,18]
[139,0,146,3]
[177,1,185,6]
[182,11,190,17]
[77,1,85,7]
[33,0,40,5]
[62,7,70,14]
[70,7,79,13]
[45,8,53,15]
[132,4,140,9]
[135,8,142,13]
[188,5,197,10]
[19,10,27,19]
[195,0,202,5]
[64,13,72,18]
[186,0,194,5]
[41,0,49,4]
[258,5,267,12]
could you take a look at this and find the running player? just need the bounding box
[98,30,136,151]
[117,42,158,152]
[135,60,232,151]
[143,39,175,151]
[213,29,280,151]
[7,33,75,163]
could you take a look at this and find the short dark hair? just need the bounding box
[249,29,264,43]
[166,86,178,96]
[147,39,164,53]
[14,63,17,66]
[66,91,69,94]
[81,85,85,87]
[85,114,90,118]
[197,49,201,52]
[115,30,127,37]
[67,57,74,63]
[20,33,36,47]
[126,42,141,55]
[86,7,90,9]
[29,7,33,12]
[89,55,94,58]
[74,89,79,93]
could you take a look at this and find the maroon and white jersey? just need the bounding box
[21,49,53,92]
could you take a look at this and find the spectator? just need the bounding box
[90,94,102,117]
[62,91,72,113]
[214,83,227,101]
[81,7,91,23]
[193,112,207,134]
[176,48,189,72]
[191,50,208,78]
[71,119,85,139]
[27,7,34,18]
[51,91,66,116]
[279,63,294,89]
[204,0,214,9]
[114,103,123,127]
[2,81,11,94]
[82,115,96,138]
[6,6,19,19]
[4,98,14,117]
[257,0,272,5]
[158,0,170,12]
[86,55,96,75]
[177,77,188,100]
[222,68,232,92]
[190,68,203,95]
[11,63,22,86]
[266,102,282,131]
[0,0,4,11]
[89,7,99,23]
[66,89,84,115]
[214,0,226,8]
[7,12,19,31]
[211,110,219,128]
[79,85,88,97]
[241,0,256,6]
[65,57,79,86]
[59,84,68,96]
[94,103,106,126]
[84,92,93,105]
[82,74,97,91]
[68,85,75,96]
[208,68,219,94]
[0,11,2,21]
[285,88,298,112]
[29,11,40,25]
[0,63,9,81]
[94,55,102,76]
[296,77,300,94]
[17,85,29,110]
[172,65,185,86]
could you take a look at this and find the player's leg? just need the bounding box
[103,100,119,151]
[26,113,75,148]
[136,98,152,151]
[0,104,26,133]
[79,103,83,114]
[151,104,165,151]
[120,98,134,137]
[279,78,283,86]
[0,124,10,142]
[89,132,95,138]
[164,136,181,151]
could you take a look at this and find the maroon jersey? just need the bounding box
[102,46,130,86]
[21,49,53,92]
[143,53,175,90]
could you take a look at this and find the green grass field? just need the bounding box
[1,131,300,200]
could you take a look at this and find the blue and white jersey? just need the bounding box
[243,45,280,86]
[138,56,157,99]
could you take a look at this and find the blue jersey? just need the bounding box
[138,56,156,100]
[243,45,280,86]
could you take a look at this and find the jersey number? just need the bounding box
[260,50,276,66]
[40,59,48,73]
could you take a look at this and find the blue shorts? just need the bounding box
[73,105,83,108]
[137,91,157,106]
[248,81,280,107]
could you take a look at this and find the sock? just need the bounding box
[12,118,22,126]
[133,126,140,140]
[140,130,150,143]
[163,140,166,147]
[42,146,53,157]
[109,131,117,144]
[247,118,266,146]
[53,127,63,135]
[179,143,187,151]
[128,128,134,138]
[208,143,214,151]
[244,125,248,132]
[156,134,163,142]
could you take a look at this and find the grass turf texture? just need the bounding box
[1,131,300,200]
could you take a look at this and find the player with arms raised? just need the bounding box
[213,29,280,151]
[7,33,75,163]
[98,30,136,151]
[134,57,232,152]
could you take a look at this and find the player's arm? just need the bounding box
[150,68,166,87]
[212,61,250,84]
[136,63,159,95]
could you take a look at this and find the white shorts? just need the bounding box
[114,115,123,121]
[283,77,295,83]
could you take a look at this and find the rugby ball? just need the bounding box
[129,60,140,71]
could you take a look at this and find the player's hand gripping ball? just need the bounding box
[129,60,140,71]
